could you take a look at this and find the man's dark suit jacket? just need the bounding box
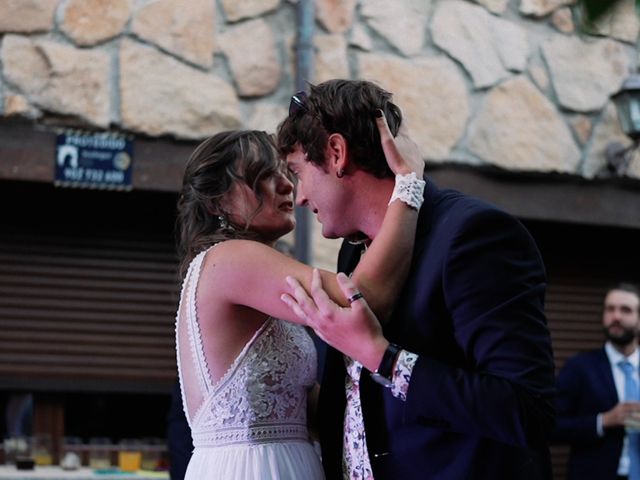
[167,381,193,480]
[553,348,625,480]
[318,179,556,480]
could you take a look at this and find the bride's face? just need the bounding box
[224,169,296,242]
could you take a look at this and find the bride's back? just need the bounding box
[175,246,316,438]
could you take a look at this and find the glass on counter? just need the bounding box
[4,436,30,465]
[118,439,142,472]
[88,437,112,469]
[625,411,640,433]
[32,433,53,466]
[141,438,165,470]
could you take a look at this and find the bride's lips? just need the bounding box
[279,201,294,212]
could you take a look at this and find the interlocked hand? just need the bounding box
[281,269,388,372]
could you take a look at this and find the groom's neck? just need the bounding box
[349,175,395,241]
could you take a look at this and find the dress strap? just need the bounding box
[175,252,198,424]
[185,247,216,395]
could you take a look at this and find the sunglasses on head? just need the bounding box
[289,91,309,116]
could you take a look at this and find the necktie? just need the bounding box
[619,360,640,480]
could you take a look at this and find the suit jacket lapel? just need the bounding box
[598,348,620,405]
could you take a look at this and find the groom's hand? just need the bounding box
[281,269,388,372]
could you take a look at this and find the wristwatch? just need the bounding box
[370,343,401,388]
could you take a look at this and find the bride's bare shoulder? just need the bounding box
[201,239,286,278]
[205,239,273,263]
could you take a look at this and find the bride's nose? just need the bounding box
[277,174,294,194]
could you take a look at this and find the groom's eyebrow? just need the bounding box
[286,157,300,172]
[285,166,298,183]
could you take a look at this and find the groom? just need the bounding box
[277,79,556,479]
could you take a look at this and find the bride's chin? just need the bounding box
[278,218,296,235]
[286,218,296,232]
[256,222,295,243]
[277,224,295,239]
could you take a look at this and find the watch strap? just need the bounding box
[373,343,401,379]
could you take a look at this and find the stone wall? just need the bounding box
[0,0,638,269]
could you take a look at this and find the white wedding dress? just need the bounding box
[175,247,325,479]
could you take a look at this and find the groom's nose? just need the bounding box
[295,186,308,207]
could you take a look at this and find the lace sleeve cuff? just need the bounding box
[390,350,418,401]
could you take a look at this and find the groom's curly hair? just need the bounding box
[276,79,402,179]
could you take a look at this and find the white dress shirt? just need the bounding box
[600,342,640,476]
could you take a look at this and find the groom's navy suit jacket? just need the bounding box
[553,348,625,480]
[318,179,556,479]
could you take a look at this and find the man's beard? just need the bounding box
[604,324,637,346]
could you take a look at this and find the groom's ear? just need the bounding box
[326,133,349,175]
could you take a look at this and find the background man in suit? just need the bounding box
[554,283,640,480]
[277,79,556,479]
[166,381,192,480]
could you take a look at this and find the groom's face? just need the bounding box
[286,144,354,239]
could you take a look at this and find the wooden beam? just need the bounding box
[2,119,640,229]
[0,119,197,193]
[429,165,640,230]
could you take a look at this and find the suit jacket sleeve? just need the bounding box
[552,355,605,444]
[403,207,555,448]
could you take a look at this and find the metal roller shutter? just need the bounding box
[527,222,640,480]
[546,274,610,480]
[0,230,179,393]
[529,220,640,480]
[0,181,180,394]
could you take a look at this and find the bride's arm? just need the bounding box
[347,116,422,319]
[204,112,423,324]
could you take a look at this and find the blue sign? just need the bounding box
[55,131,133,190]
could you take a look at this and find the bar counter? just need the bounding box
[0,467,168,480]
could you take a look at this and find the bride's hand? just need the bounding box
[376,109,424,178]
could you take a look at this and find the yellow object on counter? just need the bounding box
[118,451,141,472]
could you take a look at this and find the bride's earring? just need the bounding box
[218,214,234,232]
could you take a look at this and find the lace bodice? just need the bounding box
[175,247,317,448]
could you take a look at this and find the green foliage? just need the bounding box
[579,0,639,22]
[580,0,621,22]
[575,0,640,36]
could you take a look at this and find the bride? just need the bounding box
[174,111,423,479]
